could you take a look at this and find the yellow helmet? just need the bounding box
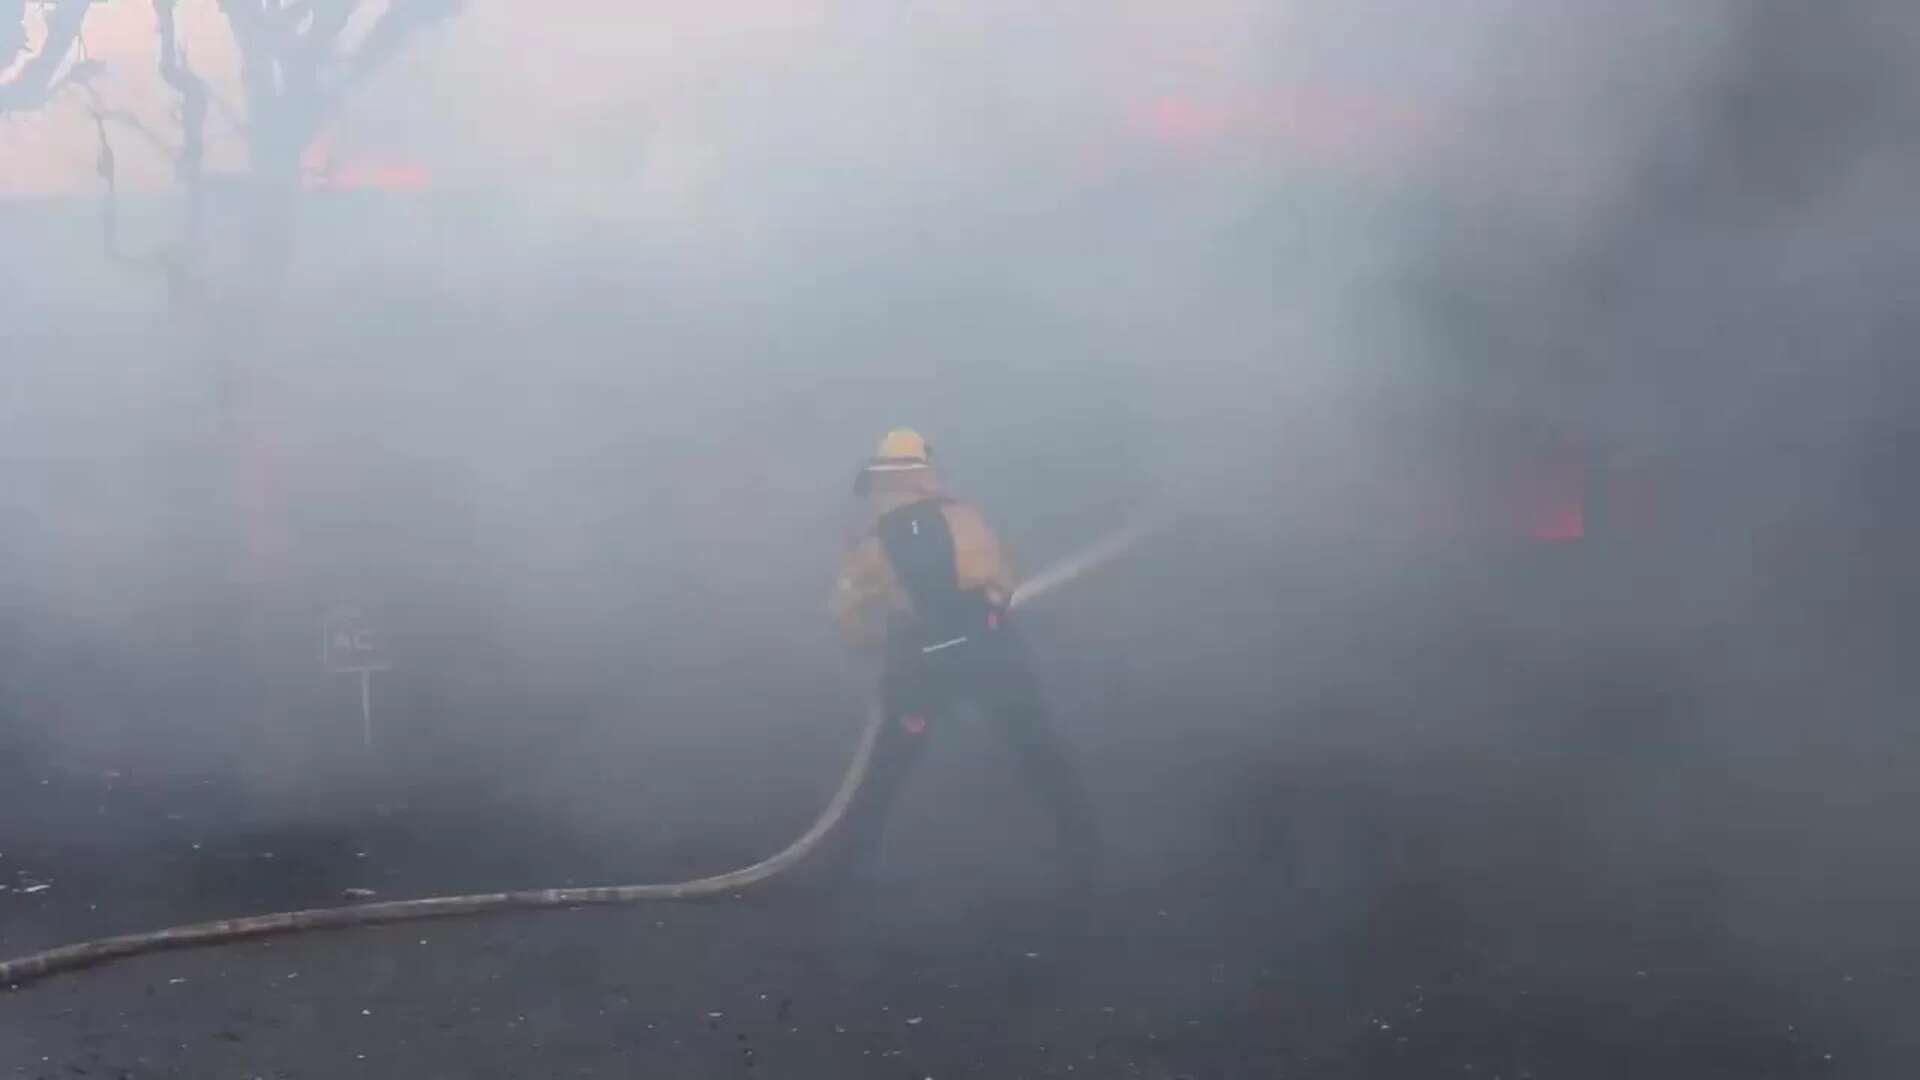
[872,427,931,466]
[855,427,934,494]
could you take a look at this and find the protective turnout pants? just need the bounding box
[827,622,1102,898]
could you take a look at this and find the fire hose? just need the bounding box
[0,517,1157,987]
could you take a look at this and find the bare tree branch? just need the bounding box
[218,0,279,141]
[122,0,460,296]
[95,103,169,155]
[2,0,29,69]
[343,0,459,90]
[217,0,457,191]
[0,0,95,115]
[220,0,324,170]
[155,0,207,240]
[296,0,355,71]
[85,103,126,262]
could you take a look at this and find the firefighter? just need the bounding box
[827,428,1101,899]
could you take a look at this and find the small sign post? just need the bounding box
[323,606,392,749]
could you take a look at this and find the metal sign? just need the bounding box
[322,606,391,673]
[322,605,390,750]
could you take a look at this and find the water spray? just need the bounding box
[1008,514,1164,611]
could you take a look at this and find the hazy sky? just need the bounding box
[1,0,1477,202]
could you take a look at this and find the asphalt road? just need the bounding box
[5,699,1906,1080]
